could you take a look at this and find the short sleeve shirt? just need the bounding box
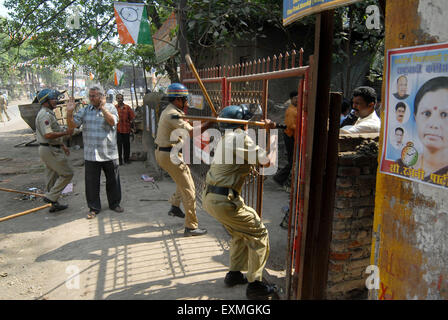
[115,104,135,133]
[205,128,269,193]
[72,103,119,162]
[35,107,63,145]
[155,103,193,147]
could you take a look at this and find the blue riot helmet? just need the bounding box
[218,104,254,130]
[37,89,65,105]
[166,83,189,99]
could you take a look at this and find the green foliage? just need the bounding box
[333,0,384,78]
[185,0,283,50]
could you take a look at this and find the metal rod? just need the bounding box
[185,54,218,116]
[71,65,75,98]
[0,204,52,223]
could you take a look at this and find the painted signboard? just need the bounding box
[283,0,361,26]
[379,42,448,189]
[152,12,178,63]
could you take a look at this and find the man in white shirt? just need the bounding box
[340,86,381,134]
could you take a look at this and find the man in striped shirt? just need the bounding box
[115,93,135,165]
[66,87,124,219]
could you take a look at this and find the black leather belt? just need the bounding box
[206,185,239,197]
[39,143,61,148]
[155,144,172,152]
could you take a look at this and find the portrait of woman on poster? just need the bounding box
[396,76,448,184]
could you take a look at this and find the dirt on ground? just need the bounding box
[0,100,291,300]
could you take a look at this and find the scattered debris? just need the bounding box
[141,175,154,182]
[61,183,73,194]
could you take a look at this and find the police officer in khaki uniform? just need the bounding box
[0,91,10,122]
[155,83,207,237]
[202,105,278,300]
[35,89,74,212]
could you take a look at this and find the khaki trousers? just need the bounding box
[38,146,74,202]
[155,149,198,229]
[202,190,269,282]
[0,105,10,122]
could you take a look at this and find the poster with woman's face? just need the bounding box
[380,42,448,189]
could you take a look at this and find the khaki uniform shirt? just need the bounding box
[35,107,63,145]
[0,95,6,107]
[155,104,193,147]
[205,128,269,194]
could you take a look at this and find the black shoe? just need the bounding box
[168,206,185,218]
[111,206,124,213]
[49,202,68,213]
[224,271,248,287]
[184,227,207,237]
[43,197,53,204]
[246,281,279,300]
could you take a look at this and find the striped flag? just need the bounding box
[114,69,124,86]
[113,2,152,45]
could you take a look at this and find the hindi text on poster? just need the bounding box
[380,42,448,189]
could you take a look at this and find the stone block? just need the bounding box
[336,177,353,188]
[332,231,351,240]
[334,208,354,219]
[348,258,371,270]
[336,188,358,198]
[356,207,374,218]
[326,279,366,294]
[330,252,352,261]
[338,167,361,177]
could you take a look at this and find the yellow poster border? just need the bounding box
[283,0,362,26]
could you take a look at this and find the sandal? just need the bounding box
[86,211,97,219]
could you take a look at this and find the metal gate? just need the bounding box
[181,50,311,299]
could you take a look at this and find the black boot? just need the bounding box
[224,271,248,287]
[246,281,279,300]
[43,197,68,213]
[168,205,185,218]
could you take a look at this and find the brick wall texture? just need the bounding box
[325,138,378,300]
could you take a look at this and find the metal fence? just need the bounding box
[181,50,309,216]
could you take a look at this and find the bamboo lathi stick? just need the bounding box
[0,204,52,223]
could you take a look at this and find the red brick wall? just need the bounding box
[326,135,378,299]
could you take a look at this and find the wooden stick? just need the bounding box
[0,187,45,198]
[171,114,286,129]
[0,204,52,223]
[185,54,218,116]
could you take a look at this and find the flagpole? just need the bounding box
[142,61,148,93]
[132,63,139,107]
[71,65,75,98]
[129,82,135,108]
